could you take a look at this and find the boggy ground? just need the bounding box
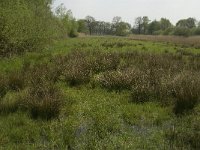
[0,37,200,149]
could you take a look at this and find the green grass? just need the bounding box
[0,37,200,149]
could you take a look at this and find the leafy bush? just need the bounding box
[0,0,55,57]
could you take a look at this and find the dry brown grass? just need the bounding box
[129,35,200,48]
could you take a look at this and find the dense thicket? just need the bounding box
[0,0,78,57]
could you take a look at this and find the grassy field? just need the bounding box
[0,37,200,149]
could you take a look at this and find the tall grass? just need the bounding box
[129,35,200,48]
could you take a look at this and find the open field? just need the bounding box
[0,37,200,149]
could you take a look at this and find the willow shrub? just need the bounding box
[0,0,76,57]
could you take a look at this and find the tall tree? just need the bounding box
[85,16,95,35]
[176,18,196,28]
[115,22,131,36]
[160,18,173,30]
[142,16,150,34]
[77,19,88,33]
[112,16,122,24]
[148,20,161,35]
[134,17,143,34]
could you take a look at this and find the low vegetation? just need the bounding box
[1,37,200,149]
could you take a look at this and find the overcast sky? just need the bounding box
[52,0,199,25]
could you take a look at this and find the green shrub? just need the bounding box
[0,0,55,57]
[171,72,200,114]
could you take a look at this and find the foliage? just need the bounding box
[173,27,191,37]
[25,81,64,120]
[1,37,200,149]
[0,0,54,57]
[171,72,200,114]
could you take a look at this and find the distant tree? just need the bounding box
[148,20,161,35]
[77,19,88,33]
[115,22,131,36]
[173,27,191,37]
[134,17,143,34]
[176,18,196,29]
[160,18,173,30]
[193,27,200,35]
[104,22,112,35]
[198,21,200,27]
[55,4,78,37]
[112,16,122,24]
[142,16,150,34]
[85,16,95,35]
[112,17,131,36]
[112,16,122,34]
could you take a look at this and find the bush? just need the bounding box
[24,81,64,120]
[95,68,141,91]
[19,62,65,119]
[90,52,120,73]
[62,51,92,86]
[0,0,54,57]
[131,80,154,103]
[24,63,60,85]
[171,72,200,114]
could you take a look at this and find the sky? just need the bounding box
[52,0,199,25]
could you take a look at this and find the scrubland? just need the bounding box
[0,37,200,149]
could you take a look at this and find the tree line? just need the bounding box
[1,0,200,57]
[78,16,200,37]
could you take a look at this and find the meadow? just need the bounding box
[0,36,200,149]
